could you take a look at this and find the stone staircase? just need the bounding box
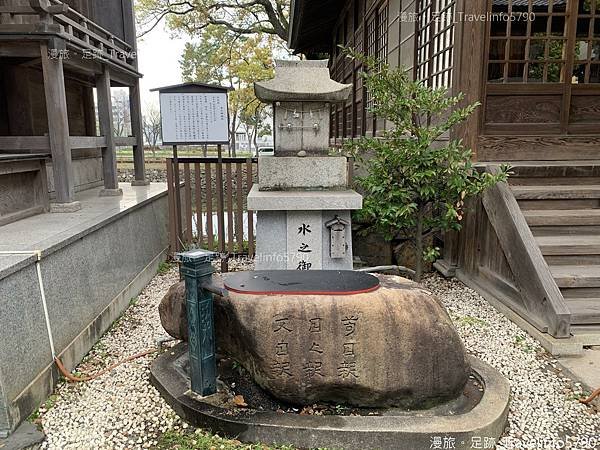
[509,161,600,327]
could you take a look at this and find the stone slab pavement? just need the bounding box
[558,346,600,406]
[0,422,44,450]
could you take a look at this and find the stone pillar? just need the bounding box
[96,66,122,196]
[178,249,218,396]
[40,41,81,212]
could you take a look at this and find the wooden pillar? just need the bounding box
[40,42,80,211]
[129,79,148,185]
[96,66,121,196]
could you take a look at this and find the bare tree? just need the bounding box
[111,89,131,137]
[142,104,162,157]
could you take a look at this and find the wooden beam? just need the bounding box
[70,136,106,149]
[0,136,50,151]
[40,42,76,204]
[114,136,137,147]
[129,79,148,185]
[0,42,41,58]
[481,166,572,338]
[96,66,119,192]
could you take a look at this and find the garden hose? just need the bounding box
[54,348,158,383]
[580,388,600,405]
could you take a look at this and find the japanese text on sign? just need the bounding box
[160,92,229,144]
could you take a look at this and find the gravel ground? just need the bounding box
[423,275,599,450]
[37,267,599,450]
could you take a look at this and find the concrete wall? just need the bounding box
[0,191,168,436]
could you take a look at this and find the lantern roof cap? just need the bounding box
[254,60,352,103]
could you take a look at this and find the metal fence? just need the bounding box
[166,157,258,264]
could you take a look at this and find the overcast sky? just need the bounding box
[136,23,187,110]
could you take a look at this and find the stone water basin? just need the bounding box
[152,271,510,450]
[214,271,471,409]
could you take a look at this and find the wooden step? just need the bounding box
[495,160,600,178]
[519,199,600,210]
[512,185,600,200]
[546,255,600,265]
[567,299,600,325]
[537,235,600,256]
[510,177,600,186]
[531,225,600,236]
[523,209,600,226]
[550,265,600,288]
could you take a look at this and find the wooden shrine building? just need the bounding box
[290,0,600,348]
[0,0,147,221]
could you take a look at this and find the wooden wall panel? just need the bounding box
[1,66,95,139]
[2,65,34,135]
[479,136,600,161]
[485,95,561,124]
[0,68,7,135]
[569,95,600,124]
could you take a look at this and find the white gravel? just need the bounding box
[39,268,182,450]
[38,266,599,450]
[423,274,599,450]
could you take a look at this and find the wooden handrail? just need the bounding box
[48,0,132,51]
[481,165,571,338]
[0,0,137,71]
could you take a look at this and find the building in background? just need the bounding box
[0,0,168,437]
[289,0,600,348]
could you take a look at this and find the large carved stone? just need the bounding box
[159,281,188,341]
[213,274,470,408]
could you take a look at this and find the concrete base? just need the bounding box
[131,179,151,186]
[0,422,44,448]
[0,183,168,436]
[49,201,81,213]
[571,325,600,346]
[557,347,600,407]
[99,188,123,197]
[151,343,510,450]
[433,258,457,277]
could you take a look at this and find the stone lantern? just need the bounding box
[249,60,362,270]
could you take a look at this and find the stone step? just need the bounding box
[550,265,600,288]
[512,185,600,200]
[536,235,600,256]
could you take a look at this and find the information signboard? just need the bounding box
[159,92,229,145]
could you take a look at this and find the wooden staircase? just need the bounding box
[510,162,600,327]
